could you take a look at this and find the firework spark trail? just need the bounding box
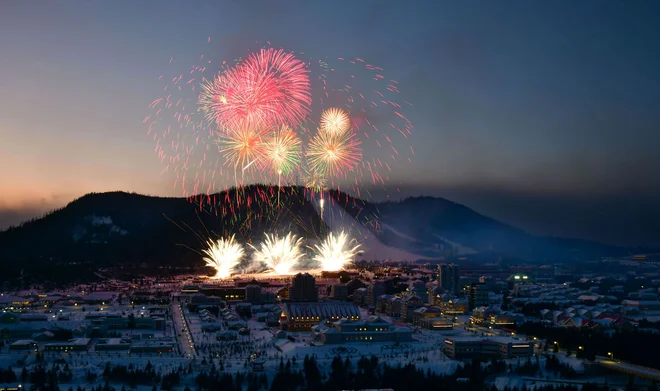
[311,231,362,272]
[202,235,245,279]
[250,232,305,275]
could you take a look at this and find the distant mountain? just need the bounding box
[0,186,645,283]
[328,191,643,261]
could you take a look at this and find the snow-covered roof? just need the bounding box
[283,302,360,320]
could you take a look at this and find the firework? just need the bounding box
[202,235,245,279]
[306,129,362,178]
[304,167,326,191]
[199,48,311,129]
[262,126,302,175]
[250,232,304,275]
[217,121,268,171]
[311,231,362,272]
[320,107,350,136]
[148,41,414,214]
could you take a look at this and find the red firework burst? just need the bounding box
[199,48,311,130]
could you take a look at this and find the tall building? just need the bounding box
[438,264,461,295]
[289,273,318,302]
[410,280,428,302]
[367,281,385,307]
[468,283,489,310]
[400,295,423,323]
[245,284,262,304]
[330,284,348,301]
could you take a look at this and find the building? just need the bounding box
[95,338,131,351]
[316,316,413,344]
[468,283,490,310]
[400,295,423,323]
[276,286,289,300]
[412,306,443,326]
[0,312,19,324]
[427,286,444,305]
[199,286,245,301]
[44,338,92,352]
[438,264,461,295]
[88,315,165,331]
[443,337,533,360]
[289,273,318,302]
[0,295,32,308]
[410,280,428,302]
[330,284,348,301]
[216,330,238,341]
[417,317,453,330]
[189,294,223,308]
[245,284,262,304]
[367,281,386,307]
[9,340,37,351]
[130,338,175,353]
[353,288,367,306]
[471,306,499,323]
[621,300,660,311]
[385,297,402,318]
[376,295,393,313]
[345,278,367,295]
[280,302,361,330]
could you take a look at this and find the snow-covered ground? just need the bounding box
[308,193,426,261]
[432,234,478,255]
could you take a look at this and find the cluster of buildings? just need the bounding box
[0,294,169,348]
[0,291,116,310]
[10,335,175,354]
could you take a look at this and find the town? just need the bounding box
[2,254,660,390]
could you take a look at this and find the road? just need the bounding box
[171,299,196,359]
[597,358,660,381]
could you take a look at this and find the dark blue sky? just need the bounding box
[1,1,659,246]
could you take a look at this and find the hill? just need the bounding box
[0,186,643,284]
[328,191,639,261]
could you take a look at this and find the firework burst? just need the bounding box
[199,48,311,129]
[311,231,362,272]
[262,126,302,175]
[147,41,414,212]
[306,129,362,178]
[303,167,326,192]
[320,107,350,136]
[250,232,304,275]
[217,121,269,171]
[202,235,245,279]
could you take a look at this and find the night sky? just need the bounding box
[1,1,659,247]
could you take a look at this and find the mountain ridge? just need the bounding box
[0,186,651,284]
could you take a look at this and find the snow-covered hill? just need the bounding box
[308,193,427,261]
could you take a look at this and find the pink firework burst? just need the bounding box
[199,48,311,130]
